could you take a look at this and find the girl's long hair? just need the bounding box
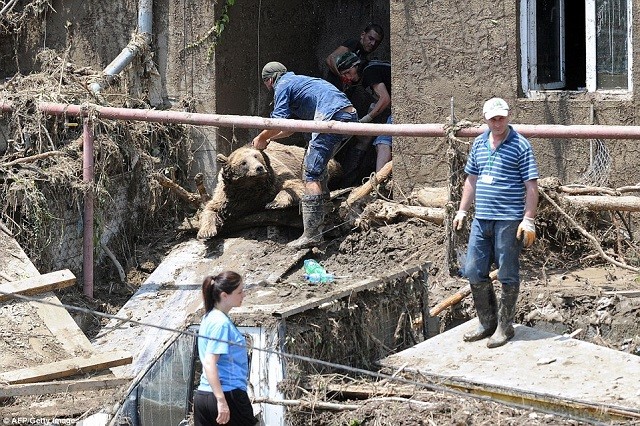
[201,271,242,314]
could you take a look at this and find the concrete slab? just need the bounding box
[378,319,640,422]
[92,237,305,379]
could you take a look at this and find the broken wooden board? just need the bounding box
[0,232,94,359]
[272,263,430,318]
[0,268,75,302]
[0,351,133,384]
[0,376,132,397]
[378,319,640,422]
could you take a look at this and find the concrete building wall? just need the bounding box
[391,0,640,193]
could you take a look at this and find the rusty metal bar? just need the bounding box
[82,118,94,299]
[4,100,640,139]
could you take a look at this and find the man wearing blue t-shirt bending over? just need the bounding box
[452,97,539,348]
[253,62,358,250]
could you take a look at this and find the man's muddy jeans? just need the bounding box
[464,218,522,286]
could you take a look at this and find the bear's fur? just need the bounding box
[197,142,342,239]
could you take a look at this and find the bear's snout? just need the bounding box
[243,163,267,177]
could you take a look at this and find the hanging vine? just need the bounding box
[184,0,236,62]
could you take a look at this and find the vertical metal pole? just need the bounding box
[589,104,595,167]
[83,118,94,299]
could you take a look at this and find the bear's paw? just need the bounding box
[197,224,218,240]
[266,190,296,209]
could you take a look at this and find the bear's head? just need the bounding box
[217,145,273,185]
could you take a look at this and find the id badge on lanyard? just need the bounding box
[482,139,500,185]
[480,174,494,184]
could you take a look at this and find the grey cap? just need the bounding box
[262,61,287,80]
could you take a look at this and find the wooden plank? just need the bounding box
[603,290,640,297]
[273,263,430,318]
[0,233,94,355]
[33,293,95,353]
[0,269,76,302]
[0,376,132,397]
[322,383,421,398]
[0,351,133,384]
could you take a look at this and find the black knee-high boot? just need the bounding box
[487,284,519,348]
[463,281,498,342]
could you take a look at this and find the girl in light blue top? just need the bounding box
[194,271,256,426]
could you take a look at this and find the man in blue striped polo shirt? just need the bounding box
[452,97,539,348]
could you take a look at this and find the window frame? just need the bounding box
[519,0,633,96]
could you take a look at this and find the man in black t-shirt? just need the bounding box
[325,23,384,86]
[336,52,392,185]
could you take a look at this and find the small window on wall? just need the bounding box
[520,0,632,94]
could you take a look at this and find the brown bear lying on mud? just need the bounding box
[197,142,342,240]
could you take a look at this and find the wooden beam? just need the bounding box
[0,351,133,384]
[0,269,76,302]
[273,263,430,318]
[603,290,640,298]
[322,382,422,398]
[564,195,640,212]
[0,376,132,397]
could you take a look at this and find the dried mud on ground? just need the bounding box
[2,213,640,424]
[129,218,639,425]
[239,218,640,426]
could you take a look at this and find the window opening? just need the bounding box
[520,0,631,93]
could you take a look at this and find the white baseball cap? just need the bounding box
[482,97,510,119]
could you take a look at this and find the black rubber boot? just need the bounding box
[339,148,368,188]
[287,195,325,250]
[487,284,520,348]
[463,281,498,342]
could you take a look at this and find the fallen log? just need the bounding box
[0,150,63,168]
[345,160,393,206]
[564,195,640,212]
[252,397,360,411]
[429,285,470,317]
[558,185,640,196]
[355,200,445,229]
[429,271,498,317]
[153,172,201,208]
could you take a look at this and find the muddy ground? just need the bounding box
[136,213,640,426]
[2,192,640,424]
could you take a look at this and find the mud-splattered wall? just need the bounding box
[391,0,640,193]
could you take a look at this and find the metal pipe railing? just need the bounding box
[5,100,640,139]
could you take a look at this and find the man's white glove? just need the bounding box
[452,210,467,231]
[359,114,373,123]
[517,217,536,248]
